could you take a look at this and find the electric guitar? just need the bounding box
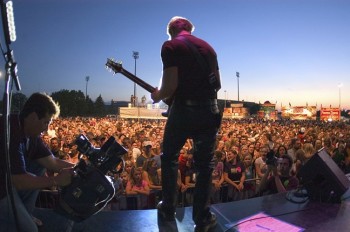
[105,58,172,116]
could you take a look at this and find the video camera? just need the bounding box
[74,134,126,175]
[57,134,127,222]
[265,141,282,166]
[266,151,282,166]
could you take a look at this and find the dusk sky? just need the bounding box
[1,0,349,110]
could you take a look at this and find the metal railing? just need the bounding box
[36,178,261,211]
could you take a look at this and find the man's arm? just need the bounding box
[12,169,72,191]
[36,154,75,173]
[151,67,178,103]
[271,167,287,193]
[257,165,272,194]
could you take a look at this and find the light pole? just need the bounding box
[236,72,240,101]
[85,76,90,99]
[338,83,343,109]
[224,90,227,108]
[133,51,139,107]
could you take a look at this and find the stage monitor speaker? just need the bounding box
[297,148,350,203]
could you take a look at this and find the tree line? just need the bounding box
[1,90,114,117]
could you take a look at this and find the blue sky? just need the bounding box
[1,0,349,110]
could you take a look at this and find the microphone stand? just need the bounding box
[1,0,21,231]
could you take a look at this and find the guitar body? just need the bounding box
[106,58,172,115]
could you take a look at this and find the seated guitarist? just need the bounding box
[151,16,222,232]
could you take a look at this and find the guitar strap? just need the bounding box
[176,36,212,75]
[176,36,220,92]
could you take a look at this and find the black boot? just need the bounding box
[157,201,175,222]
[194,212,217,232]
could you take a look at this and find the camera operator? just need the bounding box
[0,93,74,232]
[257,152,299,196]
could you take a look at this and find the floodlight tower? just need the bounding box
[132,51,139,106]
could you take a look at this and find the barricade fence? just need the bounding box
[36,178,261,211]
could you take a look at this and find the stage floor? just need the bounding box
[34,190,350,232]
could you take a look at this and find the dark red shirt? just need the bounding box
[161,34,218,101]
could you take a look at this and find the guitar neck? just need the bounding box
[119,68,155,93]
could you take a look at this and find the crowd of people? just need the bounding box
[38,116,350,210]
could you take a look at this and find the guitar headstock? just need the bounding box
[106,58,123,74]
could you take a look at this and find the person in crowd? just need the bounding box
[239,145,250,161]
[136,140,154,168]
[211,150,224,204]
[122,149,133,163]
[178,148,190,185]
[253,141,261,160]
[295,142,315,174]
[341,140,350,174]
[242,153,255,199]
[47,124,56,138]
[42,133,51,146]
[294,148,307,175]
[119,171,129,195]
[50,137,66,160]
[63,134,74,147]
[151,16,221,231]
[288,138,302,163]
[56,127,64,142]
[302,142,315,162]
[142,159,162,191]
[223,149,246,202]
[248,144,255,158]
[323,136,335,157]
[275,144,288,158]
[60,143,72,162]
[254,145,269,188]
[152,141,162,168]
[314,139,323,151]
[0,92,74,231]
[332,140,346,167]
[131,141,141,163]
[258,154,299,195]
[124,160,135,176]
[216,140,227,158]
[111,170,129,210]
[69,143,80,164]
[126,167,150,209]
[183,156,196,206]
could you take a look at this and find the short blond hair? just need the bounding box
[167,16,194,37]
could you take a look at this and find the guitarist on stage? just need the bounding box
[151,16,222,232]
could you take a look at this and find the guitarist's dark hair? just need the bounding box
[167,16,194,37]
[19,92,60,120]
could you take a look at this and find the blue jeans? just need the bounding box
[0,189,38,232]
[18,158,47,215]
[161,101,221,225]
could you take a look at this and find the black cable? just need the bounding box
[1,0,21,230]
[0,39,8,62]
[2,63,21,232]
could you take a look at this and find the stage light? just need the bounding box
[6,1,16,42]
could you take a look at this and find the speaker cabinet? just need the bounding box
[297,148,350,203]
